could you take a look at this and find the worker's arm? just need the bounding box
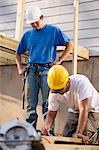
[41,110,57,135]
[15,52,23,76]
[55,41,74,65]
[75,98,89,143]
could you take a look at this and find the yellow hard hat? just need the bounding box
[47,65,69,90]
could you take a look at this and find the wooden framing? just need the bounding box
[42,136,82,144]
[15,0,25,41]
[0,35,19,50]
[42,136,99,150]
[0,35,27,65]
[0,35,89,65]
[44,143,99,150]
[57,45,89,60]
[73,0,79,74]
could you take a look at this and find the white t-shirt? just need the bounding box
[48,74,99,112]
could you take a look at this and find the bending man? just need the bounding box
[41,65,99,143]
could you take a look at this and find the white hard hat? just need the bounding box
[26,5,43,24]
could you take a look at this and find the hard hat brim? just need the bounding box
[26,18,40,24]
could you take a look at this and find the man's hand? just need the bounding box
[75,133,89,144]
[41,127,49,136]
[18,68,25,78]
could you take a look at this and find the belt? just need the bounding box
[30,62,54,68]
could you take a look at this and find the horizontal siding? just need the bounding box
[45,10,99,24]
[1,17,99,33]
[1,0,96,17]
[55,19,99,32]
[0,0,99,50]
[89,46,99,51]
[0,5,17,15]
[25,0,74,9]
[0,0,17,38]
[0,13,16,23]
[79,0,99,49]
[63,29,99,40]
[0,9,98,24]
[79,38,99,48]
[0,0,17,7]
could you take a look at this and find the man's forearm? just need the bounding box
[44,111,57,130]
[59,41,74,62]
[76,109,88,134]
[15,52,23,75]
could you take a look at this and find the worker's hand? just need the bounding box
[75,133,89,144]
[18,68,25,78]
[41,127,49,136]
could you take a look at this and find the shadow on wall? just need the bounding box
[0,94,43,130]
[0,93,68,135]
[0,94,26,123]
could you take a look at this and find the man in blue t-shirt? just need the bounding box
[16,5,74,129]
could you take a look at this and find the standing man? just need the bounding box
[41,65,99,143]
[16,5,73,129]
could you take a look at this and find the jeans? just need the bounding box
[26,66,50,129]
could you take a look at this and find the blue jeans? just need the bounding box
[26,66,50,129]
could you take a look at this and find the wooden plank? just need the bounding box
[0,57,15,65]
[42,136,82,144]
[77,45,89,59]
[57,45,89,60]
[0,35,27,65]
[44,143,99,150]
[0,34,18,50]
[15,0,25,40]
[73,0,79,74]
[57,52,84,61]
[0,34,89,59]
[0,34,89,66]
[0,51,16,61]
[0,35,27,57]
[0,49,26,65]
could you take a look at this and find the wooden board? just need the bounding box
[42,136,99,150]
[0,35,18,50]
[0,35,27,65]
[57,45,89,60]
[42,136,82,144]
[0,35,89,65]
[44,143,99,150]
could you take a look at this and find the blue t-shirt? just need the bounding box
[16,24,70,64]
